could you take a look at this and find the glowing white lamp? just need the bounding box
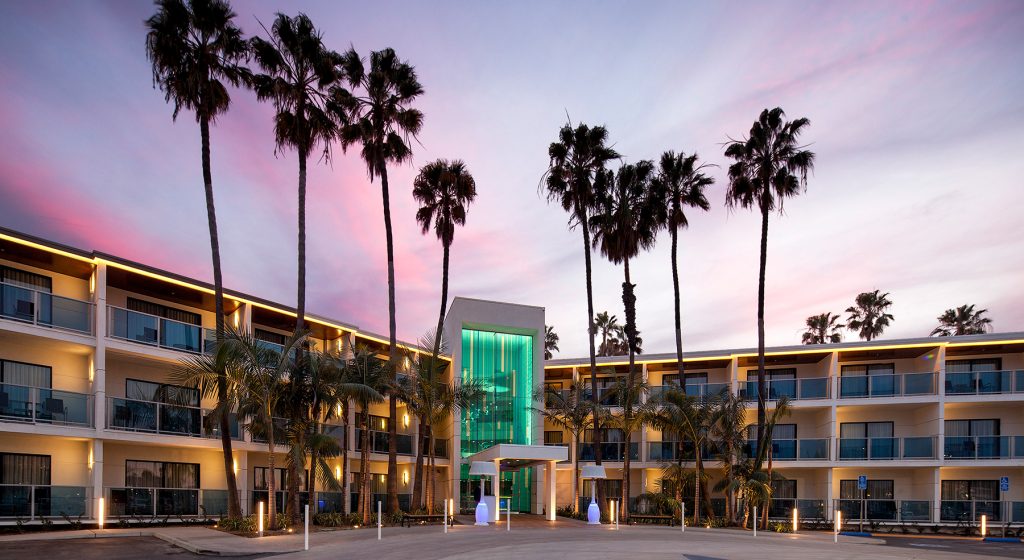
[469,461,497,526]
[581,465,607,525]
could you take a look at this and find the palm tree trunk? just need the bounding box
[342,401,351,514]
[621,257,637,521]
[427,432,437,515]
[199,116,241,519]
[755,203,769,458]
[571,436,579,514]
[309,423,320,514]
[670,226,685,379]
[412,419,426,510]
[266,412,277,529]
[580,217,604,511]
[360,407,371,524]
[379,166,400,515]
[430,244,449,364]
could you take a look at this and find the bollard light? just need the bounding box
[793,507,798,533]
[981,514,987,537]
[834,510,841,544]
[98,497,105,530]
[258,501,264,537]
[304,504,310,551]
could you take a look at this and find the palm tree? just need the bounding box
[335,48,424,513]
[652,151,713,380]
[250,13,340,342]
[605,376,656,521]
[802,312,843,344]
[543,122,621,490]
[711,390,747,523]
[724,107,814,457]
[534,383,597,514]
[846,290,894,341]
[544,326,560,360]
[345,347,390,524]
[145,0,250,518]
[650,389,717,522]
[932,304,993,336]
[413,159,477,365]
[593,311,619,357]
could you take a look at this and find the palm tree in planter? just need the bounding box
[846,290,894,341]
[334,48,424,513]
[652,151,713,381]
[724,107,814,458]
[802,312,843,344]
[145,0,250,518]
[345,347,390,524]
[251,12,340,343]
[932,304,992,336]
[543,122,621,491]
[534,383,599,515]
[544,326,560,360]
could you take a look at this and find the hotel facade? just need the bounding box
[0,227,1021,526]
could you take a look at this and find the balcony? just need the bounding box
[741,377,829,401]
[0,383,92,427]
[577,442,640,462]
[839,372,937,398]
[767,498,827,519]
[649,383,729,401]
[106,487,234,517]
[945,370,1024,395]
[837,436,937,460]
[354,429,414,455]
[107,305,214,354]
[943,435,1024,460]
[835,499,932,522]
[106,396,239,440]
[742,438,831,461]
[940,500,1008,522]
[1,281,93,335]
[0,485,90,519]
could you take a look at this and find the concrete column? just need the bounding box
[931,467,942,524]
[91,439,103,521]
[546,461,557,521]
[727,356,739,395]
[825,467,833,521]
[492,459,501,522]
[827,350,839,399]
[92,263,107,434]
[235,451,249,514]
[240,301,253,334]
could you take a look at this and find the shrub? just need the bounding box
[768,520,792,533]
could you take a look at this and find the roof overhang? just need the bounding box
[467,443,567,470]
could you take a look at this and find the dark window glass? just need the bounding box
[127,297,200,326]
[126,460,198,488]
[1,266,52,292]
[0,453,51,485]
[126,378,198,406]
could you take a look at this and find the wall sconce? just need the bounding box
[335,466,341,481]
[403,413,410,428]
[233,312,240,329]
[403,471,409,485]
[233,459,238,474]
[88,448,94,470]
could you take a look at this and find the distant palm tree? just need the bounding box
[250,12,340,341]
[543,122,620,482]
[802,312,843,344]
[932,304,992,336]
[335,48,424,513]
[145,0,250,518]
[724,107,814,456]
[652,151,713,379]
[544,326,560,360]
[413,159,477,366]
[846,290,894,341]
[594,311,619,357]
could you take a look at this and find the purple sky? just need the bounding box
[1,1,1022,357]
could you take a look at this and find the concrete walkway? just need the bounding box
[0,526,305,556]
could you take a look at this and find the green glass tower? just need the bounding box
[460,328,534,512]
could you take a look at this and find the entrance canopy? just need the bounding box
[466,444,567,521]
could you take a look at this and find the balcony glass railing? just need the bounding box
[354,429,414,455]
[742,438,831,460]
[106,487,232,517]
[837,436,937,460]
[649,383,730,401]
[940,500,1004,522]
[835,499,931,521]
[108,305,211,353]
[0,383,92,426]
[741,377,829,401]
[945,370,1023,395]
[839,372,937,398]
[106,396,239,440]
[577,442,640,462]
[767,498,827,519]
[0,485,89,519]
[943,435,1022,460]
[1,281,93,334]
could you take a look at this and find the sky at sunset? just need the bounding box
[1,0,1022,357]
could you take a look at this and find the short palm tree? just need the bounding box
[544,326,560,360]
[605,376,656,521]
[534,383,597,514]
[650,389,717,522]
[652,151,713,380]
[802,312,843,344]
[543,122,620,479]
[711,390,747,523]
[932,304,993,336]
[593,311,619,357]
[846,290,894,341]
[335,48,424,513]
[413,159,477,365]
[724,107,814,457]
[345,347,390,524]
[145,0,250,518]
[250,13,340,340]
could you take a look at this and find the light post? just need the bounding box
[581,465,607,525]
[469,461,498,526]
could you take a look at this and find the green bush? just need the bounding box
[313,512,363,527]
[768,520,792,533]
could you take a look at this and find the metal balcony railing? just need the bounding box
[741,438,831,460]
[1,281,93,334]
[837,436,937,460]
[834,499,932,522]
[741,377,830,401]
[106,396,240,440]
[577,442,640,462]
[107,305,215,354]
[0,485,90,519]
[839,372,937,398]
[354,429,414,455]
[945,370,1024,395]
[0,382,92,427]
[648,383,730,401]
[105,487,236,517]
[943,435,1024,460]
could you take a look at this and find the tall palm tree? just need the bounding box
[534,383,597,514]
[345,347,390,524]
[335,48,424,513]
[593,311,619,357]
[724,107,814,456]
[802,312,843,344]
[543,122,620,489]
[145,0,250,518]
[544,326,560,360]
[250,13,340,342]
[652,151,713,380]
[846,290,894,341]
[932,304,993,336]
[413,159,477,365]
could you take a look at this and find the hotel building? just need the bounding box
[0,227,1021,525]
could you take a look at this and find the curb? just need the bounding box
[839,531,873,538]
[983,537,1022,543]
